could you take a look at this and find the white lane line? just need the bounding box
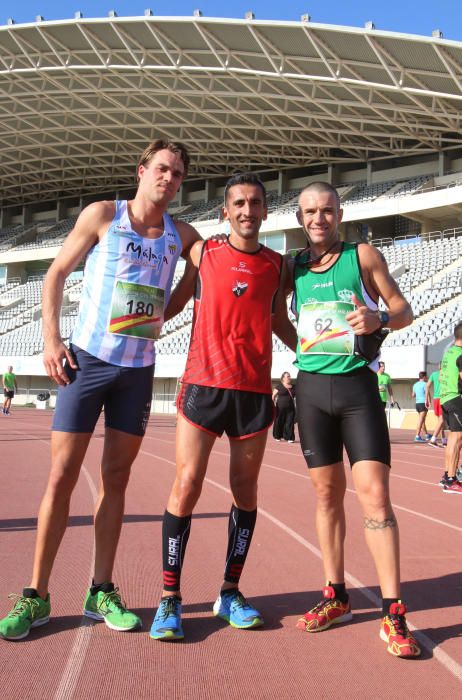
[142,438,461,532]
[53,464,98,700]
[35,436,99,700]
[141,448,462,683]
[264,463,462,534]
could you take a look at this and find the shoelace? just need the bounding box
[310,598,338,615]
[159,597,179,620]
[98,588,126,612]
[388,614,409,638]
[8,593,40,618]
[227,592,251,611]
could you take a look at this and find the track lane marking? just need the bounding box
[140,448,462,684]
[33,437,99,700]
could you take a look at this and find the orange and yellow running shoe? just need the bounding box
[380,602,421,658]
[296,583,352,633]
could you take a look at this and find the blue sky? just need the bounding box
[2,0,462,42]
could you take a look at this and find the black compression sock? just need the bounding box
[224,505,257,584]
[382,598,400,616]
[162,510,192,592]
[330,583,349,604]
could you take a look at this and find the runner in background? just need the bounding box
[426,364,446,448]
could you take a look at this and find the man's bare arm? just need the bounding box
[164,239,204,321]
[346,244,413,335]
[42,201,113,385]
[272,258,297,352]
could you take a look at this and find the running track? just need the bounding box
[1,409,461,699]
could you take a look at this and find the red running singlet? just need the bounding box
[182,238,282,393]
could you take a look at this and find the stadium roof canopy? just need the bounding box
[2,15,462,207]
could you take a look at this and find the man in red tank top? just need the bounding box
[150,173,297,640]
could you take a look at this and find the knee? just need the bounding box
[45,468,78,502]
[171,470,203,512]
[101,462,132,493]
[357,481,390,516]
[313,481,344,512]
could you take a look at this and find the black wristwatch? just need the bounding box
[377,310,390,328]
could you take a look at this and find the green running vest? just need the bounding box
[439,345,462,405]
[293,243,377,374]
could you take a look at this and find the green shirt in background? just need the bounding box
[439,346,462,406]
[3,372,16,390]
[377,372,392,403]
[428,370,440,399]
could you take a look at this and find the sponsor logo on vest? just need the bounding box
[125,241,163,269]
[312,281,334,289]
[231,265,252,275]
[338,288,354,302]
[233,528,250,556]
[232,281,248,297]
[168,244,177,255]
[168,535,181,566]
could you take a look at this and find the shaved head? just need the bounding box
[298,182,340,210]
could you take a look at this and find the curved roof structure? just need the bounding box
[2,15,462,206]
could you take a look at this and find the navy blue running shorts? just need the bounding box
[52,344,154,436]
[296,366,391,468]
[178,383,274,439]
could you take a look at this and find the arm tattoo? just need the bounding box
[364,517,397,530]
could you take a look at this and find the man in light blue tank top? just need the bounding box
[411,371,430,442]
[0,140,201,641]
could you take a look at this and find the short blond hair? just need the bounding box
[136,139,190,181]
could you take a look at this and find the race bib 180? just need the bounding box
[298,301,354,355]
[108,280,164,340]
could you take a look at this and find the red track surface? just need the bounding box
[1,409,461,699]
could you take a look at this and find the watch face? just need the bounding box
[380,311,390,325]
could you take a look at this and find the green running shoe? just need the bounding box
[83,585,141,631]
[0,589,50,640]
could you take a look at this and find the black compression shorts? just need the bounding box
[296,367,391,468]
[442,396,462,432]
[178,383,274,439]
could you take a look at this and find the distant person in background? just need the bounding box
[2,366,18,415]
[426,364,446,448]
[439,322,462,493]
[272,371,296,442]
[377,362,394,408]
[412,371,430,443]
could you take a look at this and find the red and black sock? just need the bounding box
[162,510,191,592]
[223,505,257,584]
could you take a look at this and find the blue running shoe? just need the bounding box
[213,589,263,629]
[414,436,426,443]
[150,595,184,641]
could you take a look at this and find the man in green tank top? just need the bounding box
[290,181,420,658]
[438,322,462,493]
[2,365,18,415]
[377,361,394,407]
